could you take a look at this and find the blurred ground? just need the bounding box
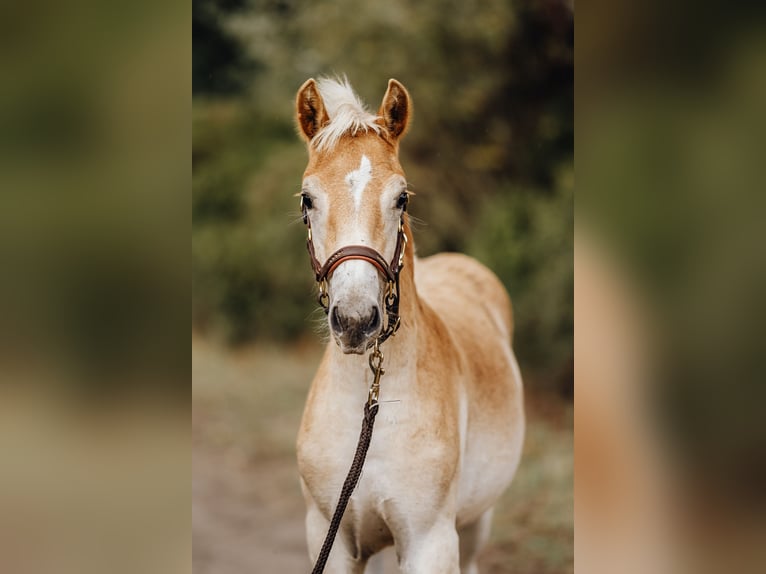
[0,388,189,574]
[192,336,572,574]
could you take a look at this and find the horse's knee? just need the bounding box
[305,505,368,574]
[398,520,460,574]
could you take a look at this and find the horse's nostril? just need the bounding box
[367,307,380,332]
[331,305,380,336]
[331,306,343,333]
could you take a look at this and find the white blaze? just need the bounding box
[346,155,372,210]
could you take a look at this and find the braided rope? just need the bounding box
[310,401,380,574]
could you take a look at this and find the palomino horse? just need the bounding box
[295,77,525,574]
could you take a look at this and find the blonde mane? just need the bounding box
[312,77,382,152]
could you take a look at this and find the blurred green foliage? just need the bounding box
[0,0,190,397]
[193,0,255,95]
[468,168,573,374]
[193,0,573,388]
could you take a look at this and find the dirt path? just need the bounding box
[193,444,311,573]
[192,339,572,574]
[192,437,400,573]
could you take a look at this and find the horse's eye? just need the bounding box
[396,191,409,210]
[301,193,313,210]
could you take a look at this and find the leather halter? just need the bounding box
[301,197,407,345]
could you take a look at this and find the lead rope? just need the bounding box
[301,197,406,573]
[310,343,385,574]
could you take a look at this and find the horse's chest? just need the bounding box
[298,405,410,500]
[298,396,460,527]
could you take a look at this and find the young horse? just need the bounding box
[295,77,525,574]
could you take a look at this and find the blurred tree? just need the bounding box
[485,0,574,186]
[193,0,256,95]
[192,0,574,388]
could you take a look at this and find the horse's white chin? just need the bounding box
[342,345,367,355]
[335,337,369,355]
[332,328,377,354]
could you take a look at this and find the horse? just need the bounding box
[294,77,525,574]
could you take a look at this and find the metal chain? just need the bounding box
[367,339,384,407]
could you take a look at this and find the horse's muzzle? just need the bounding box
[330,304,381,354]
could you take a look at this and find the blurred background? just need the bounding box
[577,1,766,573]
[192,0,573,573]
[1,0,763,573]
[0,1,189,574]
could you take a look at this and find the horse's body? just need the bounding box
[294,78,524,573]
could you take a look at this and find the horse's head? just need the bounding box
[296,77,412,354]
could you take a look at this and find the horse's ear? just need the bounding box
[378,79,411,141]
[296,79,329,142]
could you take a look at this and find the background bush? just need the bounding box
[193,0,573,391]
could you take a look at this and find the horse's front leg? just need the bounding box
[305,497,367,574]
[395,515,461,574]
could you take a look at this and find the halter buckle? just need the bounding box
[385,281,397,305]
[317,278,329,311]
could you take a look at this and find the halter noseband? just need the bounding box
[301,198,408,346]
